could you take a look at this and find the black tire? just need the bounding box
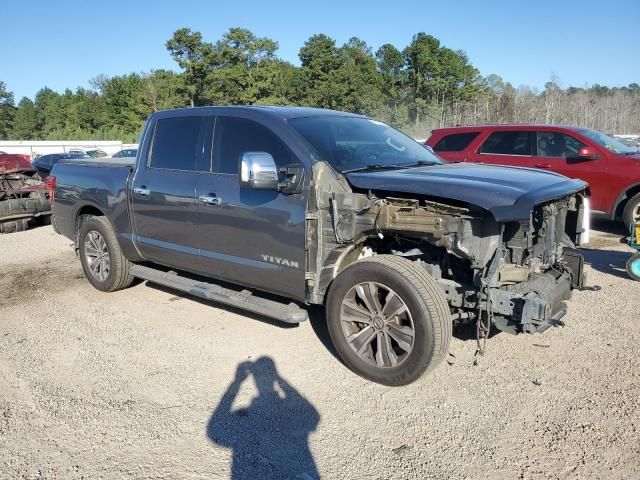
[78,216,134,292]
[622,192,640,229]
[626,252,640,281]
[326,255,451,386]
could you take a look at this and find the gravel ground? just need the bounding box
[1,222,639,479]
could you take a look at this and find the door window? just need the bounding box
[536,131,586,158]
[149,116,203,171]
[433,132,479,152]
[212,117,297,174]
[479,131,532,156]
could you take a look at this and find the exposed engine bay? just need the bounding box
[306,162,589,336]
[0,155,51,234]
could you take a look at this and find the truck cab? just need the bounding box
[127,108,309,301]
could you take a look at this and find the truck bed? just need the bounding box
[58,157,136,168]
[50,158,135,258]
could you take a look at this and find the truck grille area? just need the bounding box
[503,196,580,271]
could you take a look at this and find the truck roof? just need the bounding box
[153,105,366,120]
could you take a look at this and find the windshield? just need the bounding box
[289,116,443,172]
[86,149,108,158]
[66,152,90,159]
[576,128,637,155]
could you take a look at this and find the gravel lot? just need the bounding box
[1,222,639,479]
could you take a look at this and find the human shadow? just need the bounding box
[207,357,320,480]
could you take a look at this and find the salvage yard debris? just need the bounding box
[0,153,51,234]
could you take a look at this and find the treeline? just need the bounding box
[0,27,639,143]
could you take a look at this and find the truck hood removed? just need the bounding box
[346,163,587,221]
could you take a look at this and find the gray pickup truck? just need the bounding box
[50,106,589,385]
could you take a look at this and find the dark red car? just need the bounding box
[426,125,640,226]
[0,153,51,233]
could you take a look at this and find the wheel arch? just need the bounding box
[614,183,640,219]
[73,202,123,253]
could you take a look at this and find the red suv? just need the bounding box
[426,125,640,226]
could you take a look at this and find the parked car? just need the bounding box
[68,148,109,158]
[112,148,138,158]
[427,125,640,226]
[49,107,589,385]
[32,152,90,178]
[0,153,51,233]
[616,137,640,152]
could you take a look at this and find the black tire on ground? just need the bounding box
[326,255,452,386]
[622,192,640,229]
[78,216,134,292]
[626,252,640,281]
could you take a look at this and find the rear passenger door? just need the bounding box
[470,130,534,167]
[194,116,307,301]
[130,113,209,271]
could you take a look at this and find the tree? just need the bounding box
[12,97,39,139]
[205,28,287,105]
[376,44,405,97]
[34,87,64,138]
[298,34,342,108]
[0,81,15,140]
[375,44,409,128]
[333,37,382,114]
[402,33,444,126]
[166,28,212,107]
[143,70,189,111]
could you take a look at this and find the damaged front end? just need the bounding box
[0,154,51,233]
[306,162,589,336]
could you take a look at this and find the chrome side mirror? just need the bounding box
[240,152,279,190]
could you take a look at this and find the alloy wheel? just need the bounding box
[84,230,110,282]
[340,282,415,368]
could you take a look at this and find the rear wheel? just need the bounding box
[622,192,640,228]
[326,255,451,386]
[626,252,640,281]
[78,216,134,292]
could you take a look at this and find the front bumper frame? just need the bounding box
[437,252,583,335]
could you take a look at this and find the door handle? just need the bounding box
[535,163,551,168]
[199,194,222,206]
[133,186,150,198]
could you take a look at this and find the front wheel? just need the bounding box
[326,255,452,386]
[626,252,640,281]
[78,216,134,292]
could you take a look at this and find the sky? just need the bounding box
[2,0,639,101]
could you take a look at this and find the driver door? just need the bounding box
[194,116,308,301]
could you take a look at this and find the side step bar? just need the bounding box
[130,265,308,324]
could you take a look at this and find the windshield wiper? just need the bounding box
[342,164,406,173]
[398,160,440,168]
